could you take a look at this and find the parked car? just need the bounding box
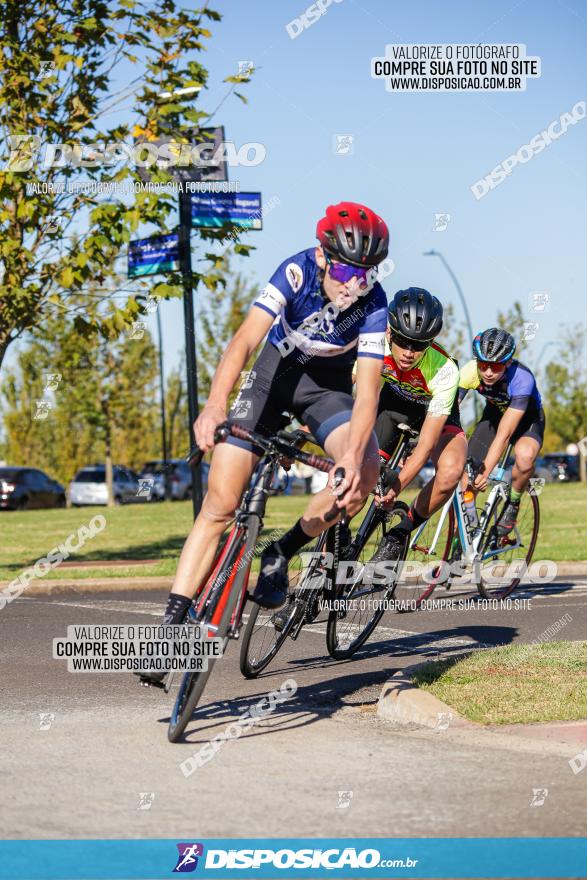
[0,467,66,511]
[541,453,579,482]
[415,460,435,488]
[534,457,558,483]
[139,459,210,501]
[69,465,144,506]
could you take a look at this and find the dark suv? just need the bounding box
[541,453,579,482]
[140,459,209,501]
[0,467,66,511]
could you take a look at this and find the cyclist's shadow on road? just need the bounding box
[159,666,396,744]
[341,623,518,661]
[160,625,517,743]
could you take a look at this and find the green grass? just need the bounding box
[411,641,587,725]
[0,482,585,582]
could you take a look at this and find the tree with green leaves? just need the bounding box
[197,261,259,407]
[164,363,188,460]
[497,301,532,363]
[437,302,467,366]
[543,324,587,456]
[0,297,159,494]
[0,0,254,371]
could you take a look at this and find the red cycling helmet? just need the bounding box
[316,202,389,267]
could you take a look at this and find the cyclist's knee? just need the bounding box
[515,453,535,474]
[201,488,238,524]
[434,461,461,494]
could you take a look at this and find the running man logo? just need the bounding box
[530,788,549,807]
[173,843,204,873]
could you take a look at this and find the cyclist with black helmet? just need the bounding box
[138,201,391,685]
[458,328,545,534]
[367,288,467,562]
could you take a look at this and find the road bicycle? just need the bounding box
[164,420,336,742]
[240,423,418,670]
[322,423,419,659]
[401,443,541,608]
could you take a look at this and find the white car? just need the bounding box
[69,466,144,506]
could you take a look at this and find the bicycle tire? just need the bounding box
[396,503,456,612]
[476,489,540,600]
[239,543,324,678]
[239,600,300,678]
[326,502,409,660]
[167,532,248,743]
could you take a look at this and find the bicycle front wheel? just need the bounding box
[476,489,540,600]
[168,531,248,742]
[326,503,409,660]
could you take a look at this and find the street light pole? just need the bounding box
[424,249,480,421]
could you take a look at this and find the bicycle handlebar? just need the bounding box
[185,422,335,474]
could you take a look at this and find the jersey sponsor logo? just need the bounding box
[256,283,285,314]
[285,262,304,292]
[382,363,429,393]
[383,375,431,403]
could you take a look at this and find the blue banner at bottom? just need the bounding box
[0,838,586,879]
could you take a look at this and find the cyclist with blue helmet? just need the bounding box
[459,328,545,534]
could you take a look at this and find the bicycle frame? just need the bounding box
[408,443,524,567]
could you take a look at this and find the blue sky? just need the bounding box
[8,0,587,388]
[151,0,586,380]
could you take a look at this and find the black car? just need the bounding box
[0,467,67,511]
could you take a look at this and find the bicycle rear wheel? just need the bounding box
[396,503,456,612]
[476,489,540,600]
[326,502,409,660]
[168,531,248,742]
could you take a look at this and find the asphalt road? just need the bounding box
[1,577,586,840]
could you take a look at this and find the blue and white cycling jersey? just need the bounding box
[253,248,388,366]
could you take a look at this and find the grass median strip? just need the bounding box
[411,641,587,725]
[0,482,585,582]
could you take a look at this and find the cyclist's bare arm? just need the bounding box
[330,356,381,503]
[475,405,525,486]
[195,307,275,450]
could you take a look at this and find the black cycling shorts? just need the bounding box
[468,404,545,461]
[375,383,463,457]
[227,342,355,455]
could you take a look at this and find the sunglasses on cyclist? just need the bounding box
[478,360,506,370]
[389,332,429,353]
[325,253,373,286]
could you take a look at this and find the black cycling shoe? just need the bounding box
[273,598,295,632]
[135,670,167,689]
[252,550,289,609]
[497,499,520,536]
[369,527,406,564]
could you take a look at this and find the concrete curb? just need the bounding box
[377,662,587,755]
[550,562,587,576]
[11,576,174,595]
[377,661,476,729]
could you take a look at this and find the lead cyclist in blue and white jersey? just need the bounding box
[138,202,390,683]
